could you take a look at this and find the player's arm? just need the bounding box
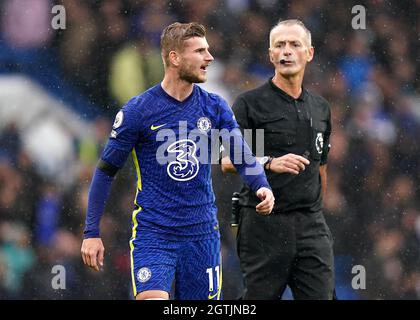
[220,128,274,214]
[81,148,130,271]
[220,96,248,174]
[220,155,236,173]
[221,155,265,173]
[82,104,141,272]
[217,96,274,214]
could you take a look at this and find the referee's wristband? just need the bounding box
[264,156,273,171]
[258,156,273,171]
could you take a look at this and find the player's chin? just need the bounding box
[195,73,207,83]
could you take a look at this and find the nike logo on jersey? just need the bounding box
[208,292,219,300]
[151,124,167,130]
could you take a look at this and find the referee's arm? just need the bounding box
[220,155,236,173]
[320,164,327,200]
[221,155,265,173]
[320,102,332,202]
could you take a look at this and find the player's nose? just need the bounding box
[206,50,214,62]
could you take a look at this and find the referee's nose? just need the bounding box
[282,43,293,57]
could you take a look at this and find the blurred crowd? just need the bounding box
[1,0,420,299]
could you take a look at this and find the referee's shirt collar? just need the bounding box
[269,77,307,102]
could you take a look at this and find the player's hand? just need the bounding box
[270,154,310,174]
[255,187,275,215]
[81,238,105,272]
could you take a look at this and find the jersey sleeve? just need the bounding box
[216,95,270,193]
[101,97,145,168]
[107,97,143,152]
[84,97,145,238]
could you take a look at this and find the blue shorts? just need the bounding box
[130,232,222,300]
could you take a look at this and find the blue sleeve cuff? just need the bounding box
[83,168,114,238]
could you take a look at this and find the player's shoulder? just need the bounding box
[196,85,227,106]
[121,84,163,116]
[124,84,159,107]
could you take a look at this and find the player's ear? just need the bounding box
[169,51,180,67]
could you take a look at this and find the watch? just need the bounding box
[259,156,269,167]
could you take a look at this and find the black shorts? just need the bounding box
[237,207,335,300]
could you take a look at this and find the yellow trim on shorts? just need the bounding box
[217,256,223,300]
[130,147,142,297]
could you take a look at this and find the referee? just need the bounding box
[222,19,334,299]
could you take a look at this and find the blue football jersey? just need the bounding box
[104,84,239,240]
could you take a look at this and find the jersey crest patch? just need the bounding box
[197,117,211,133]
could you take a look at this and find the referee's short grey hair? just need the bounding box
[269,19,312,47]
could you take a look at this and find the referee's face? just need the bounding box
[269,24,314,78]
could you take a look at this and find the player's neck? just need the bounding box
[161,74,194,102]
[272,72,303,99]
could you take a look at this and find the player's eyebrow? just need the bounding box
[194,46,209,52]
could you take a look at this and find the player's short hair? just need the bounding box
[269,19,312,47]
[160,22,206,68]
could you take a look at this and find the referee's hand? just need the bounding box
[255,187,275,215]
[270,153,310,174]
[81,238,105,272]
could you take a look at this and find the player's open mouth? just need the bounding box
[200,65,208,71]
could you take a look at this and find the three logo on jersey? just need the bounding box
[164,118,211,181]
[166,139,199,181]
[150,117,211,182]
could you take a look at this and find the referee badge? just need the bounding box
[315,132,324,154]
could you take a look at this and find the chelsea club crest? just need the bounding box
[197,117,211,133]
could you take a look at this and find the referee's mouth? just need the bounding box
[282,60,294,66]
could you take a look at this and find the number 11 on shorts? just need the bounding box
[206,265,220,292]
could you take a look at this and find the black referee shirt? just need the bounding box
[232,78,332,213]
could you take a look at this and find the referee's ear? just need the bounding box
[268,47,274,64]
[307,46,314,63]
